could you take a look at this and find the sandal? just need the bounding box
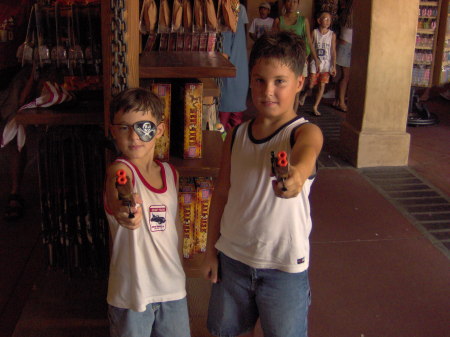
[4,194,25,222]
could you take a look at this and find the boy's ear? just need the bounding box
[297,75,305,93]
[155,122,165,139]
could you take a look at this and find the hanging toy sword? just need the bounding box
[115,169,135,218]
[271,151,289,192]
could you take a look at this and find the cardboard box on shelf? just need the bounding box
[179,177,197,259]
[183,81,203,159]
[150,83,171,161]
[194,177,213,253]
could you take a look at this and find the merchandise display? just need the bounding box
[412,0,449,87]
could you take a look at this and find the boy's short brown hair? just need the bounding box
[109,88,164,124]
[249,31,307,76]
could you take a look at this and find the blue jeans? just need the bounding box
[108,297,191,337]
[207,253,311,337]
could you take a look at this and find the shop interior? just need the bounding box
[0,0,449,336]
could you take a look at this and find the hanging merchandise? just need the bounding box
[38,125,108,278]
[182,0,192,31]
[1,80,75,151]
[193,0,204,32]
[140,0,158,34]
[35,4,50,67]
[73,3,85,76]
[51,1,68,69]
[16,5,35,66]
[85,2,102,76]
[220,0,239,32]
[172,0,183,32]
[159,0,171,33]
[205,0,218,31]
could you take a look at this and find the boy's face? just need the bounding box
[110,109,164,161]
[259,7,270,19]
[250,58,304,119]
[318,13,332,29]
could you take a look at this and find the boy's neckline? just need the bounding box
[318,27,330,34]
[117,158,167,193]
[249,115,304,143]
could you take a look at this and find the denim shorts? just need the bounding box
[108,297,191,337]
[207,253,311,337]
[336,41,352,67]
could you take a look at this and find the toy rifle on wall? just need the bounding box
[271,151,288,192]
[115,169,136,218]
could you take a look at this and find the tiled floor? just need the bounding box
[1,94,449,337]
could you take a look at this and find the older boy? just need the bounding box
[202,31,323,337]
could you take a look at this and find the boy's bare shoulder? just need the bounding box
[294,122,324,145]
[107,160,132,179]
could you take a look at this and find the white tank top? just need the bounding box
[340,26,353,43]
[215,117,315,273]
[311,28,334,73]
[105,159,186,312]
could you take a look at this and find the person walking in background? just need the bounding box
[334,0,353,112]
[202,31,323,337]
[314,0,339,32]
[272,0,320,111]
[249,2,274,42]
[299,11,336,116]
[218,1,249,132]
[104,88,191,337]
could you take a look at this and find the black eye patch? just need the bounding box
[133,121,157,142]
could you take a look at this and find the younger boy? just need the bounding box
[202,31,323,337]
[300,11,336,116]
[249,2,273,41]
[104,88,190,337]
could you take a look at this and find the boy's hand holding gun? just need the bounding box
[271,151,307,199]
[112,169,143,230]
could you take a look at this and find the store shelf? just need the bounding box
[171,130,223,177]
[417,28,436,34]
[183,254,205,278]
[420,1,439,5]
[140,51,236,79]
[15,100,104,125]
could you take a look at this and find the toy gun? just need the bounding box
[115,169,135,218]
[271,151,288,192]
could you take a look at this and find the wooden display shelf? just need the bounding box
[198,78,220,97]
[140,52,236,79]
[15,101,104,125]
[417,28,436,34]
[183,253,205,278]
[171,130,223,177]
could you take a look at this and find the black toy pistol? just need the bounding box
[115,169,135,218]
[271,151,289,192]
